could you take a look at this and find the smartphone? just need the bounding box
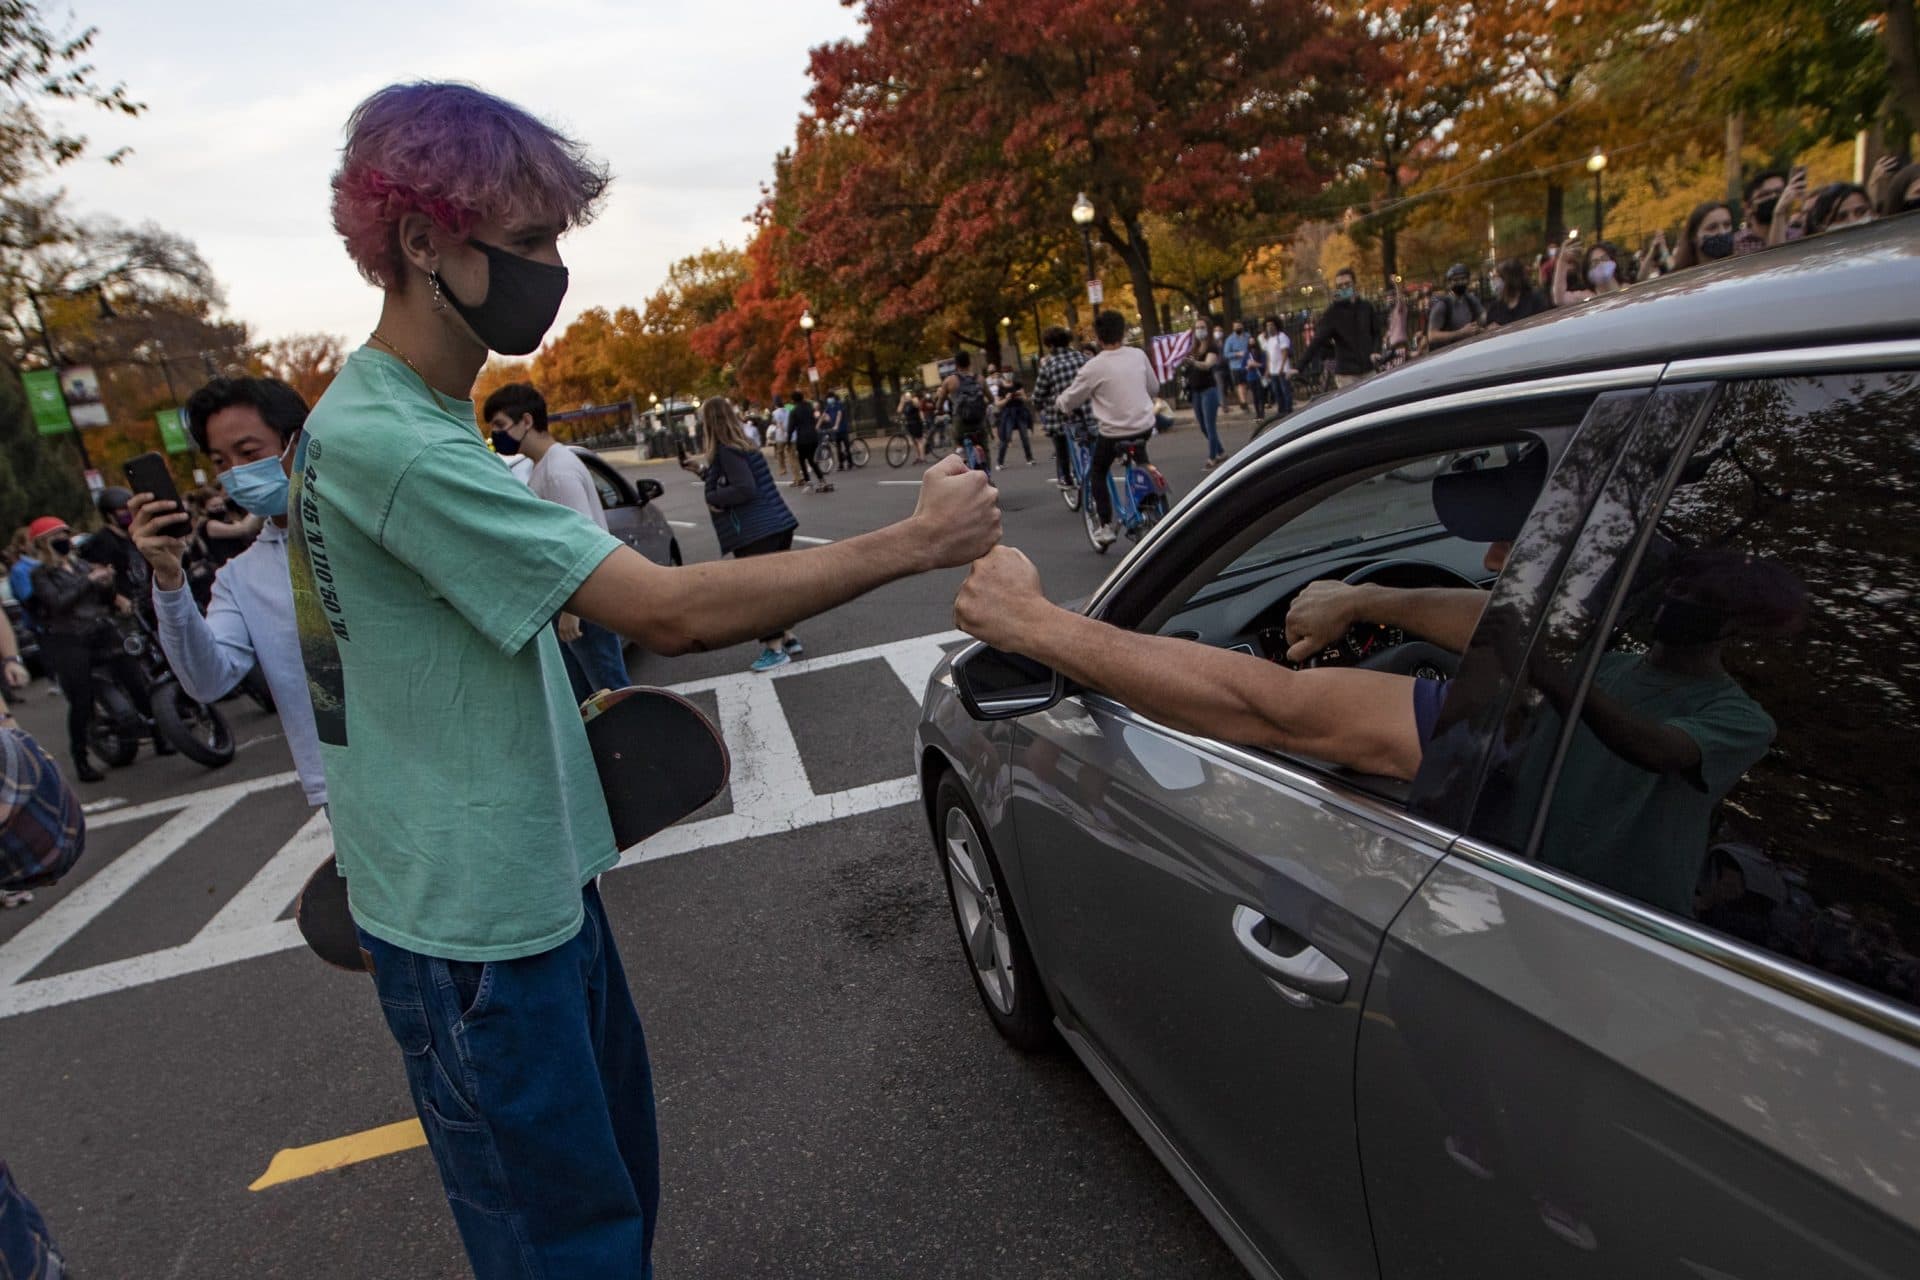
[125,451,181,508]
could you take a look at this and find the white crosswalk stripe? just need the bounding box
[0,629,964,1019]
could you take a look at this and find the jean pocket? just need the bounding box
[417,1096,512,1215]
[438,958,493,1029]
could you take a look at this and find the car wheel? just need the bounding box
[933,772,1054,1051]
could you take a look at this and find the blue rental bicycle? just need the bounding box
[1068,428,1171,553]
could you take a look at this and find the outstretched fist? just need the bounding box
[954,546,1048,653]
[913,454,1002,569]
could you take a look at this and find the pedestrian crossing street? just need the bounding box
[0,629,966,1020]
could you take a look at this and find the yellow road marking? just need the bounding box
[249,1118,426,1191]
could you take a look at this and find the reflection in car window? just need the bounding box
[1221,448,1523,575]
[1510,372,1920,1013]
[584,465,623,511]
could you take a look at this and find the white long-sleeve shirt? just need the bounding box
[1056,344,1160,438]
[152,522,326,806]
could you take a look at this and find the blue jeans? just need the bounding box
[1193,385,1224,459]
[566,620,631,695]
[1269,373,1294,415]
[358,883,659,1280]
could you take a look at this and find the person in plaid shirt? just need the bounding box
[1034,326,1093,490]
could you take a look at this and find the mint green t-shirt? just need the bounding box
[287,346,624,960]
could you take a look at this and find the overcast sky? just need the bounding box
[39,0,864,344]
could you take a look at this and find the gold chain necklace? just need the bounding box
[368,331,456,414]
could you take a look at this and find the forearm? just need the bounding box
[570,520,936,655]
[1356,585,1486,652]
[153,586,253,701]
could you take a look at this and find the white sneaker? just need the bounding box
[1092,522,1118,548]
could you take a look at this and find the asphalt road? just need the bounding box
[1,412,1263,1279]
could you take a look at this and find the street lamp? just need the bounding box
[1586,151,1608,237]
[1071,193,1099,307]
[798,308,819,387]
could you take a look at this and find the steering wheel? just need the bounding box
[1296,561,1478,680]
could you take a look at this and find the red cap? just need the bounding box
[26,516,68,541]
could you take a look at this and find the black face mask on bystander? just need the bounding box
[434,240,569,356]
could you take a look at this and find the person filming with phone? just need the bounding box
[125,377,328,810]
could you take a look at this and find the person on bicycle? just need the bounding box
[1054,310,1160,549]
[895,387,929,465]
[938,350,993,479]
[822,391,853,471]
[27,515,169,781]
[1034,326,1092,490]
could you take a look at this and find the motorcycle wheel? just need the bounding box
[154,682,235,768]
[89,683,141,768]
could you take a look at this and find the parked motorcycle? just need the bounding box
[88,614,234,769]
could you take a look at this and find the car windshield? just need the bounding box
[1222,446,1525,575]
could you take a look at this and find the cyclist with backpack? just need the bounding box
[938,350,993,477]
[1054,310,1161,549]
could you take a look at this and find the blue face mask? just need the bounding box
[219,455,290,518]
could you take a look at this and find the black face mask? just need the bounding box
[1699,231,1736,261]
[48,536,71,558]
[1752,195,1780,225]
[1652,596,1728,646]
[434,240,569,356]
[1451,283,1469,296]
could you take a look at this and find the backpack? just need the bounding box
[953,374,988,428]
[0,728,85,891]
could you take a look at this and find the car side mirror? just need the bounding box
[635,477,665,503]
[953,641,1066,720]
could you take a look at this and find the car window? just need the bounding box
[575,452,626,510]
[1489,370,1920,1014]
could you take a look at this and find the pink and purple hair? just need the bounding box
[330,82,611,290]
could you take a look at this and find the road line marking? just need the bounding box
[0,634,966,1018]
[792,535,833,545]
[0,796,244,987]
[197,808,332,941]
[249,1119,426,1191]
[667,519,697,528]
[80,797,127,814]
[877,480,922,486]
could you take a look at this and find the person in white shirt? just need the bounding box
[1259,315,1294,415]
[1054,310,1161,548]
[126,377,328,809]
[483,382,631,697]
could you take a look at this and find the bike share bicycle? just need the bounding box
[1064,425,1171,553]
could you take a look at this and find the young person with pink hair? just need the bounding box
[297,82,1000,1277]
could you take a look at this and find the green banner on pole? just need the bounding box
[155,407,192,455]
[21,370,72,436]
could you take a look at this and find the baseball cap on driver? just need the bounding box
[1431,445,1548,544]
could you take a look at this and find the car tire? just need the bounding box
[933,772,1054,1052]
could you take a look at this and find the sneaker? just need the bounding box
[750,647,792,673]
[782,636,806,659]
[1092,522,1119,549]
[817,482,835,493]
[72,753,103,784]
[1,889,33,909]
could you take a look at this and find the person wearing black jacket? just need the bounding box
[682,397,805,673]
[786,390,832,492]
[26,516,169,782]
[1302,267,1382,389]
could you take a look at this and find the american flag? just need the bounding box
[1149,331,1194,386]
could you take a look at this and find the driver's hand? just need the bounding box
[1284,580,1362,663]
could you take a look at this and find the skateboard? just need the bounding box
[296,687,732,972]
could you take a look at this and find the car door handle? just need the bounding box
[1231,905,1349,1007]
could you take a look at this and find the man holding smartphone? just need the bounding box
[127,377,328,810]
